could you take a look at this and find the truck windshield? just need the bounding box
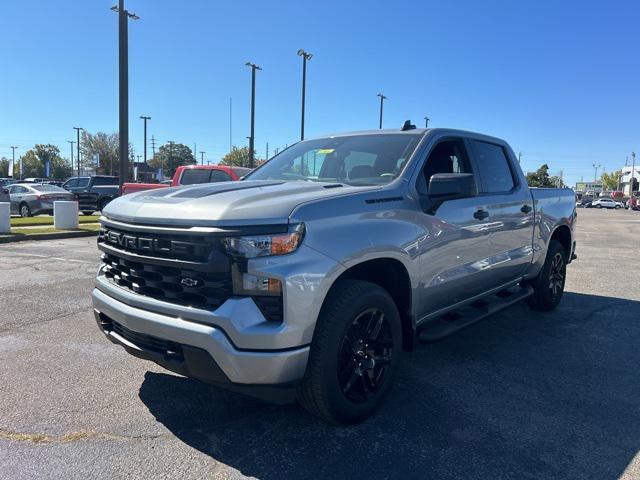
[245,133,421,186]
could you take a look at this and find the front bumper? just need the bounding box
[92,287,309,388]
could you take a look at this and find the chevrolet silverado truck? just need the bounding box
[121,165,251,195]
[93,127,576,424]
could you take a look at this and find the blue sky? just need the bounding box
[1,0,639,186]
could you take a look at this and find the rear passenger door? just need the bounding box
[466,138,534,286]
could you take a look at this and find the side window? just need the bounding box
[210,170,232,182]
[180,169,211,185]
[93,177,118,186]
[469,140,515,193]
[63,179,78,189]
[421,139,472,186]
[76,178,90,188]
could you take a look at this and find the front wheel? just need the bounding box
[596,204,602,209]
[297,280,402,425]
[526,240,567,311]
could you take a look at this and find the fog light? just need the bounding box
[242,273,282,294]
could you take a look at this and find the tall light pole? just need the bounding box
[297,49,313,141]
[168,141,175,176]
[10,146,17,179]
[245,62,261,168]
[518,152,523,164]
[68,141,75,173]
[73,127,83,176]
[111,1,139,188]
[200,151,206,166]
[592,163,602,197]
[424,116,430,128]
[140,115,150,165]
[377,93,387,129]
[631,152,637,197]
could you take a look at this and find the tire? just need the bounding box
[297,280,402,425]
[19,203,32,218]
[81,211,94,216]
[526,240,567,311]
[596,204,602,209]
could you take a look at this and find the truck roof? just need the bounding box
[311,127,507,146]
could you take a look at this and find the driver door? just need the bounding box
[414,137,498,320]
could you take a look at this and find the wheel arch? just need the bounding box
[550,224,572,261]
[321,257,415,351]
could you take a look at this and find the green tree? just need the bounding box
[149,143,195,177]
[526,164,554,187]
[17,146,72,180]
[601,170,621,191]
[81,131,121,175]
[0,157,10,177]
[220,146,250,167]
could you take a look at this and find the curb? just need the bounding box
[0,229,99,244]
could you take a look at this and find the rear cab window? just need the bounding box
[469,140,515,193]
[92,177,118,186]
[180,169,212,185]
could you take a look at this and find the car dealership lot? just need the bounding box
[1,209,639,480]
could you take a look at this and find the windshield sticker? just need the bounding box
[316,149,335,154]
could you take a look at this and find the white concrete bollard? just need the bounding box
[0,202,10,234]
[54,201,79,230]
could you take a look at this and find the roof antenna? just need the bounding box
[401,120,416,131]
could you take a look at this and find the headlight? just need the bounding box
[222,223,305,258]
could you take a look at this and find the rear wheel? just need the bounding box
[526,240,567,311]
[97,198,111,212]
[19,203,32,218]
[297,280,402,425]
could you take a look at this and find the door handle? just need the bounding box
[521,204,532,214]
[473,209,489,220]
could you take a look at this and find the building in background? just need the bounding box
[574,181,602,193]
[620,166,640,196]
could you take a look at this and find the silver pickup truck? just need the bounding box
[93,127,576,424]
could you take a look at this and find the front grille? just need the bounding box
[102,252,232,310]
[98,221,283,322]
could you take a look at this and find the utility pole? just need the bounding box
[10,146,17,179]
[229,97,233,152]
[631,152,637,197]
[424,116,430,128]
[111,0,139,188]
[73,127,83,176]
[297,49,313,141]
[518,152,522,164]
[151,135,156,156]
[245,62,261,168]
[68,141,75,173]
[193,143,197,162]
[200,151,205,166]
[168,141,175,175]
[266,142,269,159]
[140,115,150,164]
[377,93,387,129]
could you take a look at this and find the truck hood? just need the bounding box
[104,180,378,227]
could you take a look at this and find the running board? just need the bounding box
[418,284,534,342]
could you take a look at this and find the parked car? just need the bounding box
[8,183,76,217]
[120,165,251,195]
[62,175,120,215]
[591,198,619,209]
[93,127,576,424]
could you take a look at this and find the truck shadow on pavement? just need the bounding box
[139,292,640,480]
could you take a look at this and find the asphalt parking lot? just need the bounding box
[1,209,639,480]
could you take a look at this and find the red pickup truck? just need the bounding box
[121,165,251,195]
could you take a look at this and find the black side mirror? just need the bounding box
[418,173,476,213]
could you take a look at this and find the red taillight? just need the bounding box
[39,194,53,200]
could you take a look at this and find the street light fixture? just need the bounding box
[245,62,262,168]
[377,93,387,129]
[424,116,430,128]
[297,49,313,141]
